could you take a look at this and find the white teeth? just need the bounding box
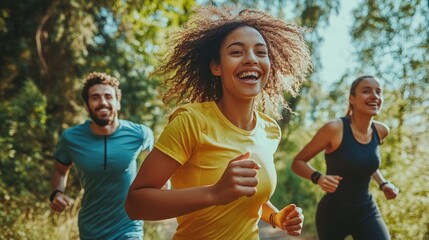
[238,71,259,79]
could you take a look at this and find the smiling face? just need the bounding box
[210,26,270,101]
[86,84,121,126]
[349,77,383,116]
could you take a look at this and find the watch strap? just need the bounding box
[310,171,322,184]
[49,190,63,203]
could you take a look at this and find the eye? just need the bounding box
[257,50,267,55]
[90,95,99,101]
[229,50,242,55]
[256,47,268,56]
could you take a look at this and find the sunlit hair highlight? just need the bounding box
[155,5,313,118]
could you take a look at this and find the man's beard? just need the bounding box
[89,107,115,126]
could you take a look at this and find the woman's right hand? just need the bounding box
[210,152,261,205]
[381,182,399,200]
[318,175,343,193]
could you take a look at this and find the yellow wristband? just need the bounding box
[269,212,278,228]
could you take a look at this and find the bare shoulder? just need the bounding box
[320,119,343,153]
[373,120,390,140]
[321,119,343,133]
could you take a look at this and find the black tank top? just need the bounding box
[324,117,381,203]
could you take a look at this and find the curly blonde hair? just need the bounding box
[156,5,313,117]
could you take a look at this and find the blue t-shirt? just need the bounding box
[54,119,154,240]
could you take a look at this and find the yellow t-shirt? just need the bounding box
[155,101,281,240]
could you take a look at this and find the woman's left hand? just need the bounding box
[382,182,399,200]
[275,204,304,236]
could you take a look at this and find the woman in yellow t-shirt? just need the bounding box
[125,5,313,240]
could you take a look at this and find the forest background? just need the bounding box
[0,0,428,239]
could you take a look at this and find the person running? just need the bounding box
[50,72,154,240]
[292,75,399,240]
[125,5,312,240]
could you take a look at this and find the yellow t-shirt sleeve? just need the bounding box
[155,108,200,165]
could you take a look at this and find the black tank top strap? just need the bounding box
[340,117,352,145]
[341,116,351,134]
[371,122,381,145]
[341,116,349,125]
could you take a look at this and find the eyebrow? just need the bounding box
[226,42,267,49]
[90,92,114,97]
[361,86,382,91]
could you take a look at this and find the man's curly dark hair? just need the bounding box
[156,5,313,118]
[82,72,122,105]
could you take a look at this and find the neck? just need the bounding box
[217,98,255,131]
[90,118,119,135]
[349,114,372,133]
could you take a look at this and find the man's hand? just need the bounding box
[50,192,73,212]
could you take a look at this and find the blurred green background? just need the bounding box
[0,0,427,239]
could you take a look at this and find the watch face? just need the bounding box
[311,171,321,184]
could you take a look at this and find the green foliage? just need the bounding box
[0,80,51,232]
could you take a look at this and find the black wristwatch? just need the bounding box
[49,189,63,203]
[310,171,322,184]
[379,181,389,190]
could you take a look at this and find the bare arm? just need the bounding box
[51,161,71,192]
[291,120,343,192]
[372,170,399,200]
[261,201,279,223]
[371,169,387,185]
[372,122,397,199]
[370,122,390,186]
[291,120,339,179]
[125,149,260,220]
[261,201,304,236]
[373,120,390,144]
[50,161,72,212]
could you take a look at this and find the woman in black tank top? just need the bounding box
[291,76,399,240]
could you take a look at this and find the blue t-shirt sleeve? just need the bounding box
[53,132,73,165]
[140,124,154,151]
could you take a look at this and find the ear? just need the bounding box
[349,95,355,105]
[210,61,221,77]
[116,101,121,111]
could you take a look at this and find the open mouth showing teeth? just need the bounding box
[238,71,260,80]
[97,108,111,112]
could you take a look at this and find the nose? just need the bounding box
[371,91,381,99]
[100,96,108,105]
[244,51,258,65]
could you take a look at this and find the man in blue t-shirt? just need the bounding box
[49,72,154,240]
